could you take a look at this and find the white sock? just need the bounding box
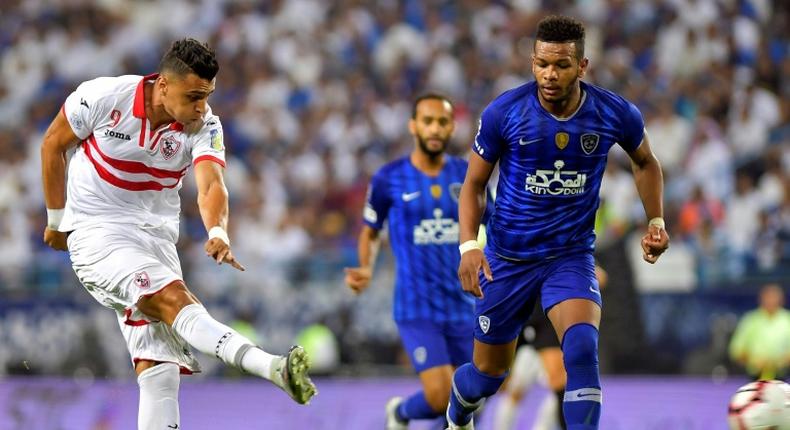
[533,392,558,430]
[171,304,278,380]
[493,394,519,430]
[138,363,180,430]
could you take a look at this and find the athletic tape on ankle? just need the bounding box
[234,343,254,370]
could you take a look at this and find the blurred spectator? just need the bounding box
[728,284,790,380]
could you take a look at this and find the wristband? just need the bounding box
[648,217,665,230]
[47,208,64,230]
[459,240,481,255]
[208,226,230,245]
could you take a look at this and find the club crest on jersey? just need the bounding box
[449,183,462,202]
[430,184,442,199]
[133,271,150,289]
[161,135,182,160]
[210,129,224,151]
[479,316,490,334]
[555,132,569,150]
[580,133,599,154]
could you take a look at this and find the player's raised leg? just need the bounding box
[137,280,317,404]
[547,298,601,430]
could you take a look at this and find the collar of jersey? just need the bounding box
[133,73,184,132]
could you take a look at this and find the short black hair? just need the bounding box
[535,15,586,59]
[158,38,219,81]
[412,93,454,119]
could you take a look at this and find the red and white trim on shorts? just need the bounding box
[133,357,195,375]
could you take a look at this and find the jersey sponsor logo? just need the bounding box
[525,160,587,196]
[210,129,224,151]
[413,346,427,365]
[580,133,599,154]
[104,128,131,141]
[449,182,462,202]
[413,208,458,245]
[161,135,182,160]
[519,137,541,145]
[110,109,122,127]
[401,191,421,202]
[430,184,442,199]
[478,315,490,334]
[555,132,569,150]
[133,271,150,289]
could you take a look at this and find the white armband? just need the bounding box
[208,226,230,245]
[47,208,64,230]
[648,217,665,230]
[459,240,482,255]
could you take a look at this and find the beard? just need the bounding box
[417,135,448,159]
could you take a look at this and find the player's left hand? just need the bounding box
[204,238,245,271]
[640,224,669,264]
[43,227,68,251]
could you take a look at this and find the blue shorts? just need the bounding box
[474,250,601,345]
[397,319,473,373]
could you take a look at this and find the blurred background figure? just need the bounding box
[728,283,790,381]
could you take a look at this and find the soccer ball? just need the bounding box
[727,380,790,429]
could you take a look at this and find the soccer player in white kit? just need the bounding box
[40,39,317,429]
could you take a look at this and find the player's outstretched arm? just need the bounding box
[457,153,495,298]
[627,134,669,264]
[344,225,380,295]
[40,111,81,251]
[194,160,244,271]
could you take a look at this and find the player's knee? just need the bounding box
[137,280,195,324]
[424,384,451,412]
[561,323,598,368]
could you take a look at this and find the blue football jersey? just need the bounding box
[363,155,474,323]
[473,81,645,260]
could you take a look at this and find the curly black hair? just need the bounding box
[535,15,586,59]
[158,38,219,81]
[412,93,454,119]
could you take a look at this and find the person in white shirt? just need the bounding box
[40,38,316,430]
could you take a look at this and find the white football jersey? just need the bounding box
[60,74,226,241]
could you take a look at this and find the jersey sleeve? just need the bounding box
[618,101,645,153]
[472,103,506,163]
[362,170,391,231]
[191,116,227,167]
[62,78,111,140]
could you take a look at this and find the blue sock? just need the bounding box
[397,391,440,421]
[447,363,507,425]
[562,323,601,430]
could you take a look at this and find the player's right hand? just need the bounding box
[43,227,68,251]
[457,249,493,298]
[344,266,372,295]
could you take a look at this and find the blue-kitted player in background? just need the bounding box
[346,94,488,429]
[446,16,669,430]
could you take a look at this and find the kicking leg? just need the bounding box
[137,281,317,404]
[388,365,453,429]
[547,299,601,430]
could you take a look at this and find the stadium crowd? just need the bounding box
[0,0,787,377]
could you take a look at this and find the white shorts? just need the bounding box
[68,224,201,374]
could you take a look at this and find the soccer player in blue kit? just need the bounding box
[445,16,670,430]
[346,94,487,429]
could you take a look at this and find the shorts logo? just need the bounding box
[161,135,182,160]
[580,133,599,154]
[413,346,427,365]
[133,271,150,289]
[479,316,490,334]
